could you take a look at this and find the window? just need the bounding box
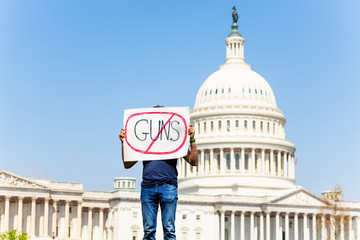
[217,154,220,170]
[252,121,256,130]
[204,122,206,134]
[182,214,187,220]
[255,89,257,94]
[205,91,207,96]
[228,88,231,93]
[215,89,218,94]
[222,88,224,93]
[226,153,230,170]
[218,121,222,131]
[198,123,200,135]
[242,88,245,93]
[235,153,240,170]
[210,121,213,132]
[249,88,251,93]
[245,154,249,170]
[226,120,230,132]
[260,121,263,132]
[255,154,258,171]
[235,120,239,130]
[210,90,212,95]
[133,211,138,218]
[273,123,276,134]
[196,214,201,221]
[260,90,263,95]
[244,120,248,129]
[132,230,138,240]
[267,122,270,133]
[182,232,187,240]
[196,232,201,240]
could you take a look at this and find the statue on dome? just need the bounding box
[232,6,238,23]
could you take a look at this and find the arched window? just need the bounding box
[267,122,270,134]
[235,120,239,130]
[210,121,213,132]
[226,153,230,170]
[203,122,206,134]
[252,120,256,130]
[217,154,220,170]
[198,123,200,135]
[255,154,258,171]
[218,121,222,131]
[244,120,248,130]
[245,154,249,170]
[226,120,230,132]
[260,121,263,133]
[235,153,240,170]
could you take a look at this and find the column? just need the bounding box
[230,211,235,240]
[88,208,93,240]
[240,211,245,240]
[340,216,344,240]
[277,151,281,176]
[260,212,264,240]
[312,214,316,240]
[241,148,245,174]
[210,149,214,175]
[43,198,49,237]
[64,201,70,238]
[250,212,254,240]
[99,208,104,240]
[303,213,308,240]
[285,212,289,240]
[275,212,279,240]
[349,216,354,240]
[230,148,235,174]
[284,152,288,177]
[4,196,10,232]
[200,150,205,176]
[266,212,270,240]
[251,149,255,174]
[329,215,335,240]
[321,215,326,240]
[270,150,274,176]
[77,201,83,239]
[220,211,225,240]
[294,212,298,240]
[356,216,360,240]
[52,200,58,237]
[31,197,36,236]
[261,149,265,175]
[220,148,224,174]
[186,158,191,177]
[18,197,24,233]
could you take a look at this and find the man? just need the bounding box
[119,123,198,240]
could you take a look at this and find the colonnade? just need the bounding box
[0,195,108,240]
[179,147,295,179]
[217,210,360,240]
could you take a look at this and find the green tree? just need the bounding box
[0,230,28,240]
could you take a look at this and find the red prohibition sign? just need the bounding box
[125,111,188,155]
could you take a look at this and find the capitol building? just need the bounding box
[1,17,360,240]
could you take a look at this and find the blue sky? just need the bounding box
[1,1,359,201]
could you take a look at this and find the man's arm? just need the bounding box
[183,124,198,166]
[119,128,137,169]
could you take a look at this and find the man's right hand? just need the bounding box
[119,128,125,143]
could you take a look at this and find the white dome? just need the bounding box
[194,63,277,111]
[178,22,296,196]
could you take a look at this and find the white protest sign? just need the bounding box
[123,107,190,161]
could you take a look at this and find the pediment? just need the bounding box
[0,170,48,189]
[268,188,325,207]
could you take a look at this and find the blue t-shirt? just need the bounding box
[141,159,178,188]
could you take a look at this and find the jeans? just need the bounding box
[140,184,178,240]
